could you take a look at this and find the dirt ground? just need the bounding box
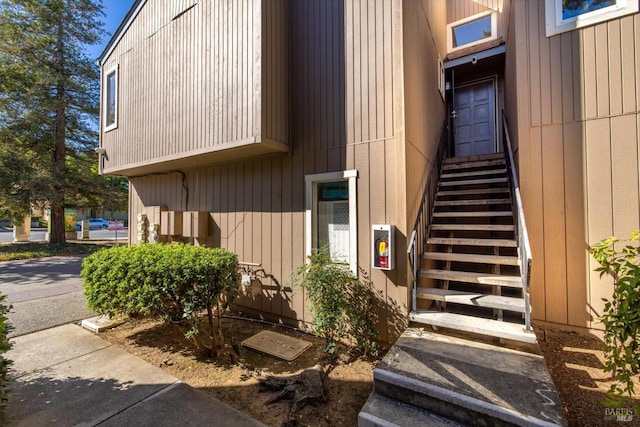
[100,317,640,427]
[534,325,640,427]
[100,316,380,427]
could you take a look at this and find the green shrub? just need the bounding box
[82,244,239,356]
[589,231,640,409]
[0,294,12,424]
[291,247,380,355]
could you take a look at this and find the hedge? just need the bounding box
[81,244,239,356]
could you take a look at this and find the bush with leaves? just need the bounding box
[291,247,380,355]
[81,244,239,356]
[0,294,12,424]
[589,231,640,408]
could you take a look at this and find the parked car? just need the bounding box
[75,218,109,231]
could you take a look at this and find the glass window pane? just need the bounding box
[452,15,492,48]
[106,72,116,127]
[562,0,616,20]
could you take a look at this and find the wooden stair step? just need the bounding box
[430,224,514,231]
[443,153,505,164]
[440,168,507,180]
[433,211,513,218]
[439,177,508,187]
[416,287,525,312]
[427,237,517,247]
[409,311,536,344]
[423,252,520,266]
[420,269,522,287]
[435,198,511,206]
[437,188,510,197]
[442,158,506,171]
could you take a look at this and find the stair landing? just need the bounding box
[359,328,566,426]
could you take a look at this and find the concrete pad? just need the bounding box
[377,328,566,426]
[7,324,111,374]
[7,326,179,426]
[359,392,463,427]
[81,315,125,333]
[100,382,266,427]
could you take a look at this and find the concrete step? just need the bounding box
[430,224,514,232]
[427,237,517,247]
[439,177,508,187]
[358,392,463,427]
[423,252,520,266]
[420,269,523,288]
[440,168,507,180]
[410,311,536,344]
[416,287,526,312]
[435,198,512,206]
[372,329,565,426]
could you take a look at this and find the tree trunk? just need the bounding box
[50,9,66,244]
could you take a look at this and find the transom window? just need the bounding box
[104,65,118,131]
[447,11,497,53]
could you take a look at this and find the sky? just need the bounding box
[86,0,136,61]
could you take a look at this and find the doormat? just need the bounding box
[242,330,312,361]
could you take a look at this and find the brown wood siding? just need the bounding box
[100,0,289,176]
[510,1,640,330]
[127,0,411,342]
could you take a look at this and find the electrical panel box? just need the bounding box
[182,211,209,238]
[372,224,394,270]
[160,211,183,236]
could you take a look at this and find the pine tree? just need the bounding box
[0,0,105,242]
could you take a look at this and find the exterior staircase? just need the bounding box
[410,152,535,344]
[359,150,567,426]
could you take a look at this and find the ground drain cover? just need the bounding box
[242,330,312,361]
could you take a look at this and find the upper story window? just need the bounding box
[545,0,639,36]
[447,11,497,53]
[104,65,118,131]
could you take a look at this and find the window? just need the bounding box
[103,65,118,131]
[438,56,445,100]
[447,11,497,52]
[305,170,358,274]
[545,0,638,36]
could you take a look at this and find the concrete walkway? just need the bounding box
[6,324,265,426]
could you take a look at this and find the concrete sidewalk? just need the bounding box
[6,323,265,426]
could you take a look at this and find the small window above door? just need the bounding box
[447,11,497,53]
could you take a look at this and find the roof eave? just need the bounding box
[97,0,147,66]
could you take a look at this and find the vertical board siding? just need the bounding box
[513,0,640,329]
[127,0,411,336]
[101,0,291,174]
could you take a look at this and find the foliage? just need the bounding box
[589,231,640,408]
[0,0,106,242]
[81,244,240,357]
[290,247,380,355]
[0,294,13,424]
[0,242,108,262]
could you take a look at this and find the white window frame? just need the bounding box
[545,0,638,37]
[447,11,497,53]
[103,64,118,132]
[438,55,445,101]
[305,170,358,274]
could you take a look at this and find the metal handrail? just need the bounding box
[407,119,449,311]
[501,112,533,331]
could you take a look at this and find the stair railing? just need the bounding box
[407,119,449,312]
[501,111,532,332]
